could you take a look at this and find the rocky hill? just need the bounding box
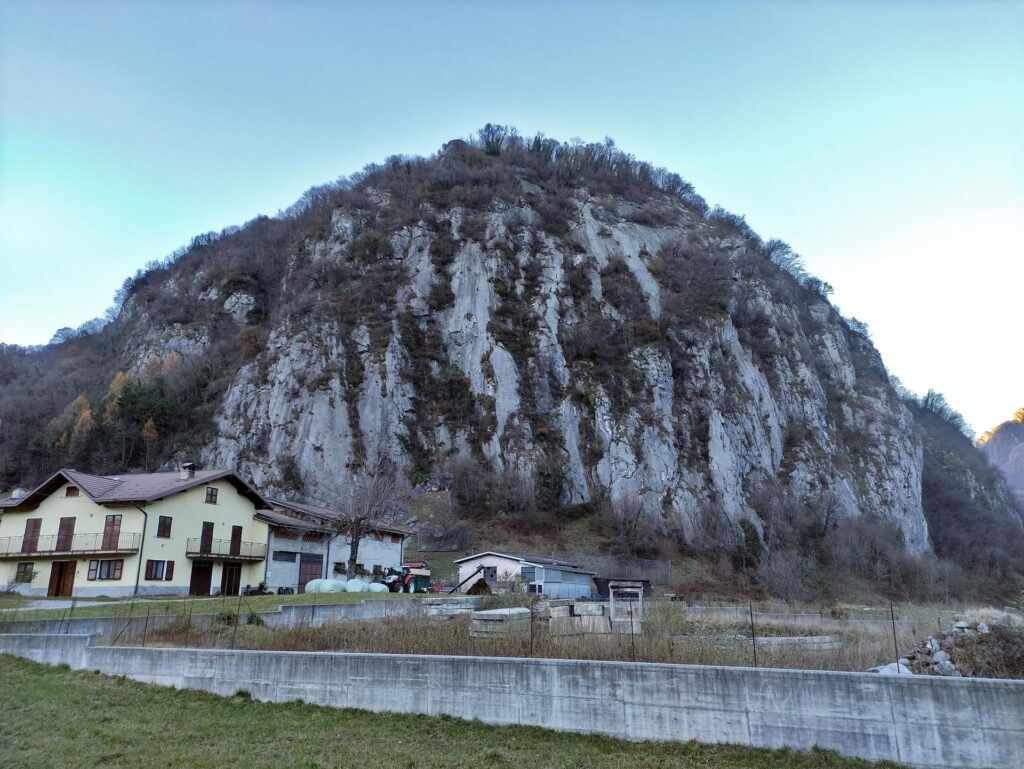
[1,127,1020,595]
[980,409,1024,506]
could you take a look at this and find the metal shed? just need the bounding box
[522,563,595,599]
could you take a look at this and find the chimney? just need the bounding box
[179,462,196,480]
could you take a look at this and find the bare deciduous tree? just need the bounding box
[332,449,402,578]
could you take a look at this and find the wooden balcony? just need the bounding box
[0,532,141,560]
[185,538,266,561]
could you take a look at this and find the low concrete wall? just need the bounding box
[1,633,1021,769]
[0,596,479,639]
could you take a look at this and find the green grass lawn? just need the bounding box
[0,589,417,622]
[0,655,903,769]
[0,592,30,609]
[403,546,461,582]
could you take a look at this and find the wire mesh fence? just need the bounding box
[1,589,1015,674]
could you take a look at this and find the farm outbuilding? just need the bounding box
[453,552,594,598]
[521,563,594,599]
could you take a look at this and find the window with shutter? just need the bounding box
[95,559,124,580]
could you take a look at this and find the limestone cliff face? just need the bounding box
[170,190,935,552]
[16,135,999,557]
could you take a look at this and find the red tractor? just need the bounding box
[382,561,432,593]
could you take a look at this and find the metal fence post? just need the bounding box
[231,592,243,649]
[65,598,76,633]
[749,601,758,668]
[628,604,637,664]
[890,601,901,671]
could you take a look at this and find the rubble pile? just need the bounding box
[900,620,991,677]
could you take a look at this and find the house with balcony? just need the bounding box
[256,498,409,593]
[0,464,271,597]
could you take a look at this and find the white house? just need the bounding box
[257,498,409,593]
[453,551,595,598]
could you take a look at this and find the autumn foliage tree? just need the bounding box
[141,418,158,471]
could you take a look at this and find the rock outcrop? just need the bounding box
[980,410,1024,508]
[2,129,1017,562]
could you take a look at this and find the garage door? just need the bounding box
[298,553,323,593]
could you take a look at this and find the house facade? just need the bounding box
[0,465,271,597]
[258,498,408,593]
[454,551,595,598]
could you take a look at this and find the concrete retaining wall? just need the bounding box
[1,633,1021,768]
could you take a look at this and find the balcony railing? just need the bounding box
[185,538,266,561]
[0,532,142,559]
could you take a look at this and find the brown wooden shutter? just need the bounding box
[23,519,41,552]
[57,517,76,551]
[88,560,98,580]
[164,561,174,581]
[112,560,123,580]
[230,525,242,556]
[200,522,214,554]
[102,515,122,550]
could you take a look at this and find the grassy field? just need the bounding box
[0,589,416,622]
[0,655,903,769]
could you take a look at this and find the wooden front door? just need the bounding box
[229,525,242,556]
[200,522,214,554]
[298,554,323,593]
[101,514,122,550]
[220,562,242,596]
[56,517,76,551]
[47,561,76,597]
[189,561,213,596]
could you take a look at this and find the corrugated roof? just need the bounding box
[537,564,596,576]
[269,498,411,536]
[255,508,325,533]
[453,551,580,568]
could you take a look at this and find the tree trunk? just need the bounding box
[346,533,361,578]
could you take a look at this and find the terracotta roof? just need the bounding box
[269,498,412,536]
[0,468,272,511]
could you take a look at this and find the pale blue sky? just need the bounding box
[0,1,1021,433]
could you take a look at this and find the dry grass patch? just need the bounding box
[144,601,919,673]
